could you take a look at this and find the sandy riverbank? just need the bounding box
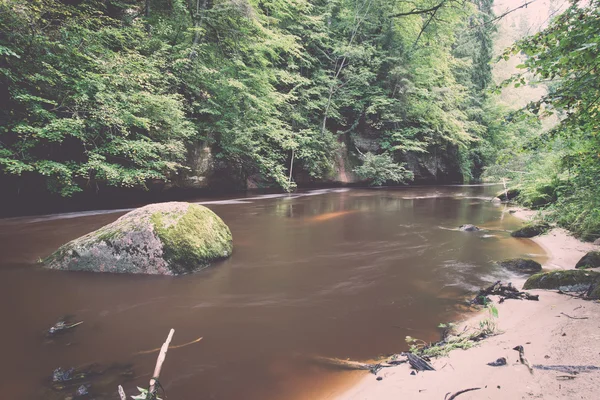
[333,208,600,400]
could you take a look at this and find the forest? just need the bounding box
[0,0,599,240]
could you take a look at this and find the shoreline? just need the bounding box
[331,207,600,400]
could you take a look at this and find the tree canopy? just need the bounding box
[0,0,499,195]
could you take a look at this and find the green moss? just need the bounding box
[151,204,233,273]
[524,270,600,292]
[511,222,550,238]
[96,226,124,243]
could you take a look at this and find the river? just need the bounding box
[0,185,546,399]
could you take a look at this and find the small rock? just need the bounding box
[376,376,383,381]
[487,357,507,367]
[499,258,542,274]
[459,224,480,232]
[511,222,550,238]
[562,333,566,337]
[575,251,600,269]
[75,385,89,397]
[53,367,75,382]
[410,371,416,375]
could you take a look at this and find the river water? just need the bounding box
[0,185,546,400]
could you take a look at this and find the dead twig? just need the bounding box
[135,336,203,355]
[444,387,481,400]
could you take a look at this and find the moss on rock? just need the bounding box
[44,202,232,275]
[524,270,600,297]
[151,204,233,274]
[499,258,542,274]
[510,222,550,238]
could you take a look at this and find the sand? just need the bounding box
[334,208,600,400]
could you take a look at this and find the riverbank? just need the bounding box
[333,208,600,400]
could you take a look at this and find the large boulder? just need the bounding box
[575,251,600,269]
[511,222,550,238]
[44,202,233,275]
[524,270,600,298]
[499,258,542,274]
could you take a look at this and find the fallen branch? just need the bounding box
[472,281,538,305]
[560,312,588,320]
[445,387,481,400]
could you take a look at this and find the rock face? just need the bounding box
[459,224,480,232]
[524,270,600,298]
[44,202,233,275]
[575,251,600,269]
[499,259,542,274]
[511,223,550,238]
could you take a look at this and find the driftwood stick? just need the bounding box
[148,329,175,396]
[445,387,481,400]
[118,385,126,400]
[560,312,588,320]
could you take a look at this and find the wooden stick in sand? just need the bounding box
[148,329,175,395]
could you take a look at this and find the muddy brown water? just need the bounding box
[0,186,546,400]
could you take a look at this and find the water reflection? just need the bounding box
[0,186,545,400]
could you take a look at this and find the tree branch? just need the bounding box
[390,1,447,18]
[473,0,539,27]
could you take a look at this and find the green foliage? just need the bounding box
[353,152,413,186]
[406,302,498,358]
[0,0,503,195]
[488,0,600,241]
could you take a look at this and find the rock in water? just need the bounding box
[511,222,549,238]
[575,251,600,269]
[499,258,542,274]
[44,202,233,275]
[459,224,480,232]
